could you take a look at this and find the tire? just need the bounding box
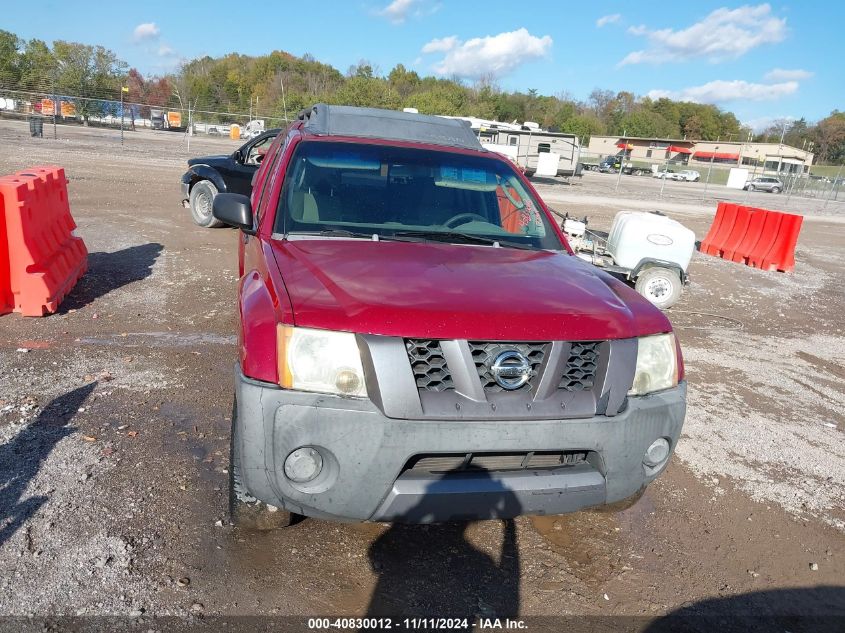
[189,180,224,228]
[634,169,643,176]
[229,397,297,530]
[635,267,683,310]
[771,187,781,194]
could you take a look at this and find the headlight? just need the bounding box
[277,325,367,397]
[628,333,679,396]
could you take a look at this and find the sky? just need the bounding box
[3,1,842,130]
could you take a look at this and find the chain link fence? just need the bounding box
[0,87,291,140]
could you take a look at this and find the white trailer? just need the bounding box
[478,127,581,177]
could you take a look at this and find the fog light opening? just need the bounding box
[643,438,671,468]
[284,447,324,483]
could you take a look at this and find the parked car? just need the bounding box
[653,169,681,180]
[211,104,687,529]
[676,170,700,182]
[179,128,281,227]
[744,176,784,193]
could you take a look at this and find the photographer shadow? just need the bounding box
[365,471,521,624]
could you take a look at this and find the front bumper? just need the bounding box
[235,368,686,523]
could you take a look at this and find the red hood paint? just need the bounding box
[271,239,671,341]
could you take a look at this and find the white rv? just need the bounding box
[438,116,581,177]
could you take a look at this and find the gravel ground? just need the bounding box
[0,120,843,631]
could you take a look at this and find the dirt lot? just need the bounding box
[0,121,843,631]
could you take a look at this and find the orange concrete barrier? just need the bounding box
[726,208,768,263]
[0,201,11,315]
[699,201,729,254]
[759,213,803,273]
[701,203,739,256]
[745,211,785,269]
[716,205,754,259]
[700,202,802,273]
[0,166,87,316]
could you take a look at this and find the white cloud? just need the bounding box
[421,36,458,53]
[132,22,160,42]
[422,28,552,79]
[620,4,787,65]
[596,14,621,28]
[157,44,175,57]
[764,67,813,82]
[376,0,438,24]
[743,115,796,133]
[646,79,798,104]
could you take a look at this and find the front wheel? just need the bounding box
[230,398,298,530]
[635,267,683,310]
[189,180,224,228]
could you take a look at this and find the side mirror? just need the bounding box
[213,193,255,234]
[233,149,244,163]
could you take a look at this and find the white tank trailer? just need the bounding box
[562,211,695,310]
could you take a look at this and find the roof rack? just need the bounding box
[300,104,484,151]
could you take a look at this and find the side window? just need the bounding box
[252,135,285,220]
[538,143,551,153]
[246,136,274,165]
[508,136,518,146]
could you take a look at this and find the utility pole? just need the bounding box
[120,85,128,147]
[615,131,626,192]
[52,71,57,140]
[51,58,65,140]
[659,151,669,198]
[703,145,718,199]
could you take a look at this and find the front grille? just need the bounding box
[405,451,589,473]
[469,341,547,392]
[559,342,600,391]
[405,339,454,392]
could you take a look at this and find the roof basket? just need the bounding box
[299,103,484,151]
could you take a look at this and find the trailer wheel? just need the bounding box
[635,267,682,310]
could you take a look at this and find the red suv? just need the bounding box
[212,105,686,528]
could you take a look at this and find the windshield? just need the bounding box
[274,141,563,251]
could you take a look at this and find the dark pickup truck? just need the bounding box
[180,128,280,227]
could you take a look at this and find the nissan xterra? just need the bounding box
[211,104,687,528]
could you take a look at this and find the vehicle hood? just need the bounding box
[187,155,230,167]
[271,239,671,340]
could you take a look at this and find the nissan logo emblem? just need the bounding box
[490,350,532,390]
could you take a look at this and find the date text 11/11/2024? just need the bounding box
[306,617,527,630]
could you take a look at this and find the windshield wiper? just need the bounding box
[287,229,428,243]
[288,229,377,239]
[391,230,535,250]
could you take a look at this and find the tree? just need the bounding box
[814,111,845,163]
[0,30,21,88]
[52,40,126,124]
[17,39,54,92]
